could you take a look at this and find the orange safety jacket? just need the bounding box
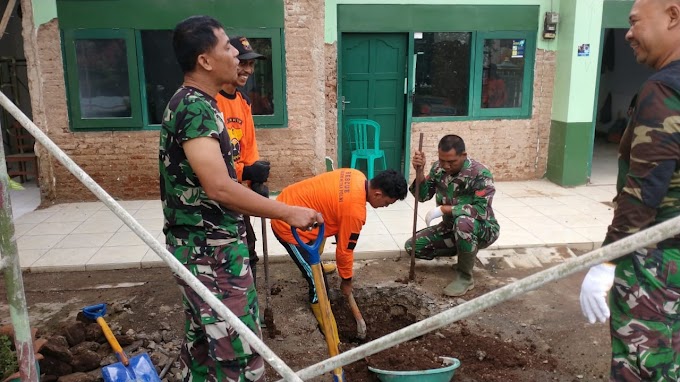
[215,89,259,182]
[271,169,367,279]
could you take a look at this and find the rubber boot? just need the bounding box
[443,251,476,297]
[310,303,340,345]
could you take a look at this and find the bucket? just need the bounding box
[368,356,460,382]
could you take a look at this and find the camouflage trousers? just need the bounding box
[609,248,680,381]
[169,243,264,382]
[404,215,499,262]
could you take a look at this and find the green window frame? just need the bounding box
[412,30,535,122]
[473,31,535,118]
[62,27,286,131]
[225,28,286,127]
[62,28,142,130]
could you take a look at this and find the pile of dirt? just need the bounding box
[22,302,182,382]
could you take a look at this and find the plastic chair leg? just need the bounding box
[351,155,357,170]
[381,156,387,172]
[367,159,374,180]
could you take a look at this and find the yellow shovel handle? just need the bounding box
[97,316,129,366]
[311,264,344,380]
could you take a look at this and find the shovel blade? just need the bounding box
[102,353,161,382]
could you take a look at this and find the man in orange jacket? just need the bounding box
[271,168,407,330]
[215,36,270,284]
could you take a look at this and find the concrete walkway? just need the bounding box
[10,179,616,273]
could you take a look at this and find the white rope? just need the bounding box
[0,92,303,382]
[282,215,680,381]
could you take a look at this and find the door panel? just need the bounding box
[341,33,407,175]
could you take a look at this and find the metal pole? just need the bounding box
[0,92,304,382]
[0,117,38,381]
[282,214,680,381]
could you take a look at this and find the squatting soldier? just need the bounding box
[579,0,680,380]
[406,134,500,297]
[160,16,320,381]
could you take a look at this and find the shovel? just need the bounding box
[261,217,279,338]
[291,224,345,382]
[82,303,161,382]
[347,293,367,340]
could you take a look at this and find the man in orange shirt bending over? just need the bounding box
[215,36,270,283]
[271,168,407,330]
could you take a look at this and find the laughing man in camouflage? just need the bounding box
[579,0,680,380]
[406,135,500,297]
[161,16,321,382]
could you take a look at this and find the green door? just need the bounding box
[340,33,407,175]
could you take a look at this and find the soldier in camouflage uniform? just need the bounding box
[579,1,680,380]
[161,16,321,382]
[406,135,499,297]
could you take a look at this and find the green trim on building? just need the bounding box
[546,120,593,186]
[63,28,143,131]
[603,0,633,29]
[337,4,539,32]
[55,0,284,29]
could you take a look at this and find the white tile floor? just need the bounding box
[3,178,617,272]
[5,137,621,273]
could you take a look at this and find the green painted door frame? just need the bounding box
[589,1,633,179]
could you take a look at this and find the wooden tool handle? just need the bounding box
[97,317,129,366]
[409,132,425,281]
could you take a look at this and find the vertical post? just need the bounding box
[409,132,424,281]
[0,122,38,382]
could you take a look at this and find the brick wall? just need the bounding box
[407,49,556,182]
[254,0,327,189]
[29,0,327,202]
[325,42,338,165]
[29,20,159,203]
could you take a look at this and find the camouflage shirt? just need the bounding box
[411,158,500,231]
[159,86,244,247]
[605,60,680,249]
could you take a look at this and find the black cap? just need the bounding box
[229,36,265,60]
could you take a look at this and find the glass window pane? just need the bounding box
[481,38,526,109]
[75,39,131,118]
[141,30,183,125]
[413,32,471,117]
[239,38,274,116]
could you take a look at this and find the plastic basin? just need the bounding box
[368,356,461,382]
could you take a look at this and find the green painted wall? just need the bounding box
[33,0,57,26]
[547,0,605,186]
[603,0,633,29]
[551,0,604,123]
[546,121,592,186]
[326,0,560,50]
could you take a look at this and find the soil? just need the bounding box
[0,251,611,381]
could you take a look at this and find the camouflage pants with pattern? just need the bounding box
[169,243,264,382]
[609,248,680,381]
[404,215,499,262]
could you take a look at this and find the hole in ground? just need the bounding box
[328,285,560,382]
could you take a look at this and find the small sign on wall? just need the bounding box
[577,44,590,57]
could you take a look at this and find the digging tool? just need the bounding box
[261,217,279,338]
[409,132,425,281]
[82,303,161,382]
[347,292,367,340]
[291,224,345,382]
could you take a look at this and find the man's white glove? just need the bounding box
[425,206,444,226]
[579,263,616,324]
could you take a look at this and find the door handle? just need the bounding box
[341,96,351,111]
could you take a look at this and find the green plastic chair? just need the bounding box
[346,118,386,179]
